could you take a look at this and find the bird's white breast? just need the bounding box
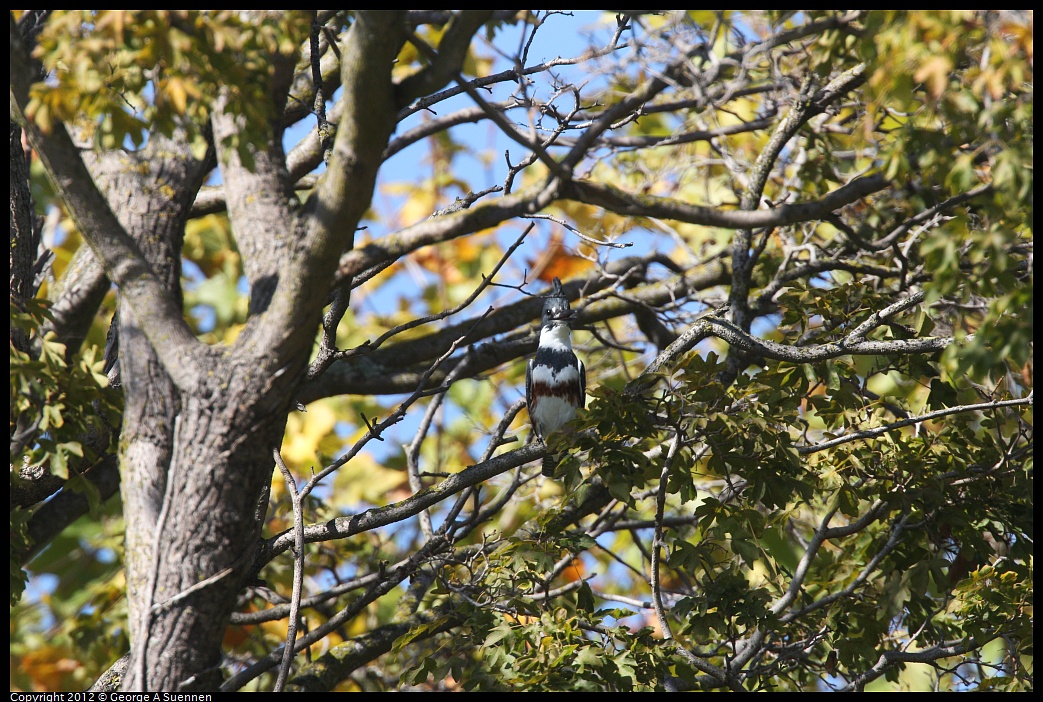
[529,362,581,386]
[531,395,578,435]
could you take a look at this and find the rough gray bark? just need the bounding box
[87,140,210,690]
[9,123,37,352]
[11,10,493,691]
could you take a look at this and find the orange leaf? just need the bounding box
[561,558,586,583]
[529,232,593,283]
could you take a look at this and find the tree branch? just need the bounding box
[301,255,728,401]
[10,19,206,394]
[284,609,463,692]
[561,173,889,230]
[15,455,121,567]
[39,245,111,355]
[396,11,495,105]
[259,442,545,567]
[301,10,408,298]
[637,313,960,386]
[798,397,1033,455]
[226,535,456,691]
[769,501,886,618]
[839,631,1000,691]
[553,116,776,150]
[334,181,558,286]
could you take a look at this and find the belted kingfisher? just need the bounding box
[527,278,586,477]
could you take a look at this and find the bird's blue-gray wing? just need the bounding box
[526,357,537,437]
[578,358,586,408]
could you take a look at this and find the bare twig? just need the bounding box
[404,354,478,537]
[223,533,453,691]
[339,224,532,361]
[132,418,181,691]
[407,31,567,178]
[273,448,306,691]
[651,431,682,638]
[299,309,495,503]
[310,11,334,163]
[798,396,1033,455]
[784,511,912,623]
[522,213,633,249]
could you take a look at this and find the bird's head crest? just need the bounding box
[541,277,575,324]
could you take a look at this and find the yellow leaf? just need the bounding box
[398,190,437,227]
[914,55,952,100]
[161,77,188,114]
[282,401,337,468]
[332,453,407,507]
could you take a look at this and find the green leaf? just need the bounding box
[576,581,596,613]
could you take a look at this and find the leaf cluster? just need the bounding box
[27,10,310,156]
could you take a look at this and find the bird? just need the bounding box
[526,278,586,477]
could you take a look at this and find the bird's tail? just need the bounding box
[542,454,561,478]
